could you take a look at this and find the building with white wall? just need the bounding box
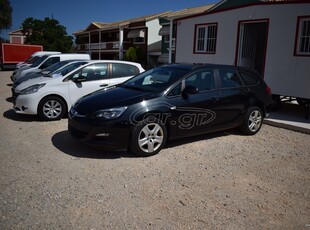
[175,0,310,102]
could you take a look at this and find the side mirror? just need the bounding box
[72,73,86,82]
[182,85,199,98]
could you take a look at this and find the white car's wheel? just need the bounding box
[38,96,66,121]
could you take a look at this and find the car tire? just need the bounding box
[129,118,167,157]
[38,96,67,121]
[240,106,263,135]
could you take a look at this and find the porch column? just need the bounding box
[88,32,91,57]
[99,30,101,59]
[169,20,173,64]
[119,27,124,60]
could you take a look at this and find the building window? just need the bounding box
[133,37,145,44]
[295,16,310,56]
[194,23,217,54]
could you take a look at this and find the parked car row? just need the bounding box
[11,57,145,120]
[10,56,272,156]
[11,53,90,82]
[16,51,61,69]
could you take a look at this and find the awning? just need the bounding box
[127,29,145,38]
[158,26,170,36]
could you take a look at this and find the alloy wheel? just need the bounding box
[138,123,164,153]
[248,110,262,132]
[43,99,63,119]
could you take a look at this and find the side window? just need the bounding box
[60,62,87,76]
[167,82,182,97]
[219,69,242,88]
[74,63,108,81]
[185,69,215,91]
[239,71,259,86]
[40,57,60,69]
[111,63,139,78]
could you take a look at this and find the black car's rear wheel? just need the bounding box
[130,119,167,157]
[240,106,263,135]
[38,96,67,121]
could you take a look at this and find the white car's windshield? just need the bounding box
[52,62,88,77]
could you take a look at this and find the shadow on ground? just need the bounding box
[52,129,236,159]
[3,109,42,122]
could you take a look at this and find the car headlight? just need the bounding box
[19,83,46,95]
[94,106,127,119]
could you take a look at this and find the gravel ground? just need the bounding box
[0,71,309,229]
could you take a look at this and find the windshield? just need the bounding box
[122,66,188,92]
[52,61,88,76]
[43,61,69,73]
[30,55,49,67]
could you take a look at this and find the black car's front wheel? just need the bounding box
[38,96,67,121]
[130,119,167,157]
[240,106,263,135]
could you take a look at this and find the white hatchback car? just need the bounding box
[13,60,145,121]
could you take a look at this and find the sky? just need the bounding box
[1,0,217,40]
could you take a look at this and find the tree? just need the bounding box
[21,17,73,52]
[124,46,145,66]
[0,0,13,34]
[124,47,138,62]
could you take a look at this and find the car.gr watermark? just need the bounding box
[129,101,216,129]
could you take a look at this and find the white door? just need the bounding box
[67,63,110,105]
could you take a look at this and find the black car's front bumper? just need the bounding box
[68,114,132,151]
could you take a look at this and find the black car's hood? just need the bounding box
[74,85,158,114]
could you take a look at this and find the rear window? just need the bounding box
[111,63,140,78]
[219,69,242,88]
[239,72,260,85]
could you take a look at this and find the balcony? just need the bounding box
[76,41,131,51]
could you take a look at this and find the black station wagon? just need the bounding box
[68,63,272,157]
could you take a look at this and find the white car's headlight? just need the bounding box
[19,83,46,95]
[94,106,127,119]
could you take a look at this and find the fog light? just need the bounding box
[95,133,110,137]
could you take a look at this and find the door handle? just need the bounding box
[100,84,108,87]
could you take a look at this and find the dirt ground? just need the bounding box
[0,71,309,229]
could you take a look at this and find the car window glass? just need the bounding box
[111,63,139,78]
[44,61,68,72]
[40,57,60,69]
[74,63,108,81]
[185,69,215,91]
[31,55,49,67]
[219,69,242,88]
[239,72,259,85]
[123,67,187,92]
[54,62,87,76]
[167,82,182,96]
